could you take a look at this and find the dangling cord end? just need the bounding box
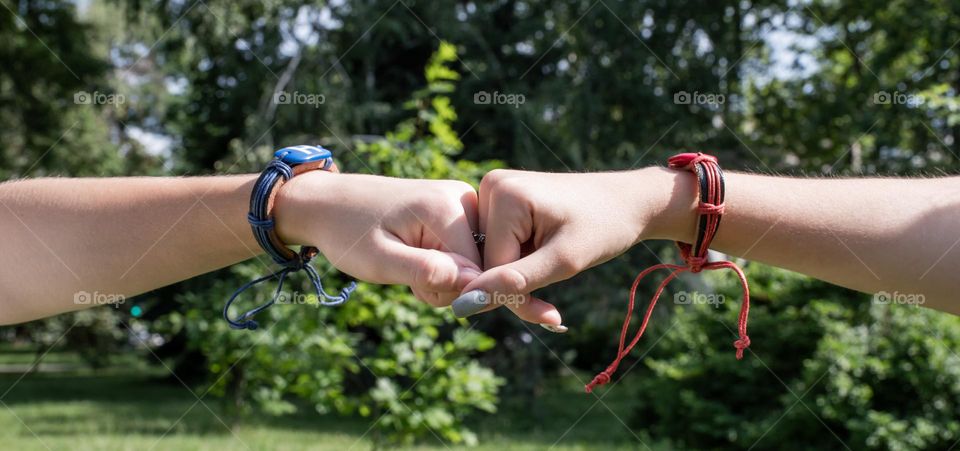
[304,264,357,306]
[223,268,290,330]
[734,335,751,360]
[586,265,685,394]
[585,367,614,393]
[716,260,752,360]
[231,312,260,331]
[338,281,358,301]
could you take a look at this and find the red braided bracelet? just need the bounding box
[584,152,752,393]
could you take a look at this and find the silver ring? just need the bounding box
[472,232,486,245]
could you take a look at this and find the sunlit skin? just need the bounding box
[0,168,958,325]
[464,168,960,324]
[0,172,481,324]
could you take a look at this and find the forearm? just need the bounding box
[639,167,960,313]
[0,175,261,324]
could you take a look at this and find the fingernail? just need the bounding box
[540,323,569,333]
[461,268,482,279]
[451,289,489,318]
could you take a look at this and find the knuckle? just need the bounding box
[445,179,475,195]
[407,196,432,217]
[435,198,465,221]
[413,256,439,288]
[485,173,527,205]
[498,267,529,294]
[421,185,467,219]
[481,169,516,193]
[411,194,459,221]
[413,252,456,291]
[553,251,582,276]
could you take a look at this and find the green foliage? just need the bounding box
[351,41,501,181]
[630,265,960,450]
[788,298,960,450]
[157,43,502,447]
[744,0,960,174]
[4,1,960,449]
[164,280,501,446]
[0,0,164,179]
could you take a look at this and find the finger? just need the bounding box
[424,203,482,269]
[451,288,563,325]
[413,289,462,309]
[464,192,563,325]
[379,235,481,298]
[412,182,481,267]
[477,175,492,239]
[459,185,481,245]
[458,244,572,324]
[485,238,580,293]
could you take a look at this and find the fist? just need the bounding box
[276,172,483,306]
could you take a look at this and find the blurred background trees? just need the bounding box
[2,0,959,449]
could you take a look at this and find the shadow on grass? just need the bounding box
[0,371,369,437]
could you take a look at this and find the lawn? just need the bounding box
[0,348,670,450]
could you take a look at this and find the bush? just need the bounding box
[630,264,960,450]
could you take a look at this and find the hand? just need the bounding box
[275,171,483,306]
[453,167,695,327]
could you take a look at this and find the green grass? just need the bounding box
[0,352,671,451]
[0,348,84,367]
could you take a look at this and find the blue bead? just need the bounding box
[274,145,332,165]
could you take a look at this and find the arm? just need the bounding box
[0,172,482,325]
[456,168,960,324]
[654,169,960,312]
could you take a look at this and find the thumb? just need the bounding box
[455,243,576,325]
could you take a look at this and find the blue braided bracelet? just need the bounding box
[223,145,356,330]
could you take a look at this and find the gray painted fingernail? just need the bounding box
[540,323,569,333]
[452,290,490,318]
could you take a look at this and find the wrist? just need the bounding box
[626,166,698,244]
[273,170,336,246]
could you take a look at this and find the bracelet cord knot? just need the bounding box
[585,152,751,393]
[224,158,355,331]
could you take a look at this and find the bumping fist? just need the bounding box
[452,168,687,329]
[276,171,483,306]
[275,167,687,330]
